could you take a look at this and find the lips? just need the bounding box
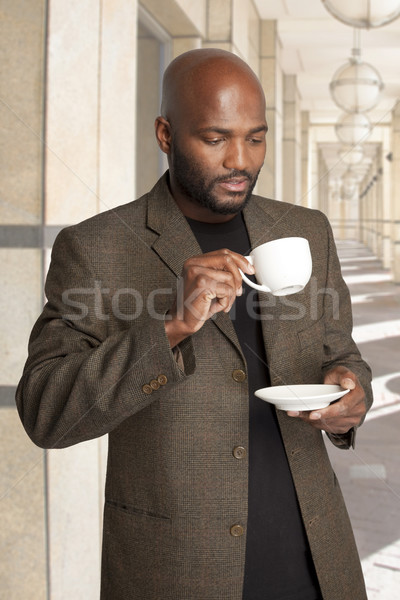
[218,178,249,192]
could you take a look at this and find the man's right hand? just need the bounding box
[164,249,255,348]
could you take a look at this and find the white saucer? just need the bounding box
[254,384,350,411]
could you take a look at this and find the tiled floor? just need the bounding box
[325,240,400,600]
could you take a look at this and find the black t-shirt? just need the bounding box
[186,213,321,600]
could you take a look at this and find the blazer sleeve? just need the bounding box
[320,213,373,449]
[15,226,195,449]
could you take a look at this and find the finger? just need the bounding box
[309,396,350,422]
[324,366,357,388]
[190,250,255,292]
[204,249,255,275]
[340,377,356,390]
[210,250,253,292]
[184,261,241,294]
[309,396,365,430]
[186,280,237,320]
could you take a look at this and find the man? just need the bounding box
[17,49,372,599]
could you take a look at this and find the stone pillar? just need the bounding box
[202,0,234,54]
[339,193,348,240]
[173,36,202,57]
[391,101,400,282]
[282,75,302,204]
[375,147,384,260]
[368,157,378,254]
[258,20,283,200]
[310,138,320,211]
[45,0,137,224]
[359,179,366,245]
[318,149,329,216]
[43,2,139,598]
[381,128,392,269]
[0,2,48,598]
[365,163,374,250]
[203,0,259,62]
[282,75,301,204]
[301,111,312,207]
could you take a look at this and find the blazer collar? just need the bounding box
[243,196,299,358]
[146,175,288,273]
[146,174,243,355]
[147,173,201,277]
[146,174,287,360]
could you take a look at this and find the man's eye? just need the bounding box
[204,138,224,145]
[248,137,264,144]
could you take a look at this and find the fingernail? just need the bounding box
[237,287,243,296]
[343,378,355,389]
[287,411,300,417]
[310,412,321,420]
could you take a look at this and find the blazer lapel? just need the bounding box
[243,195,303,373]
[146,174,243,356]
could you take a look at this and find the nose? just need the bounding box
[222,138,250,172]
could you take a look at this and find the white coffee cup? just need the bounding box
[240,237,312,296]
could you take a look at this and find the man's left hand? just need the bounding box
[287,366,367,435]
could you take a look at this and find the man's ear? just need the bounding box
[155,116,172,154]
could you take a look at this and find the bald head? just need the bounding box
[155,48,267,221]
[160,48,265,124]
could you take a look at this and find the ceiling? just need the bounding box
[253,0,400,123]
[253,0,400,184]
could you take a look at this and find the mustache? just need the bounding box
[213,170,253,183]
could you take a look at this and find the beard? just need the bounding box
[171,141,261,215]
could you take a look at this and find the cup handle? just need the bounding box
[239,256,272,293]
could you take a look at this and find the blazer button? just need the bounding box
[232,446,247,460]
[142,384,153,395]
[157,374,168,385]
[232,369,246,383]
[230,524,244,537]
[150,379,160,390]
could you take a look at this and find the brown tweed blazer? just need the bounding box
[17,174,372,599]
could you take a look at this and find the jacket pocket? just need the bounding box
[105,499,171,521]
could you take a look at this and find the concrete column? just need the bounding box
[359,180,366,245]
[204,0,257,59]
[45,0,138,224]
[202,0,233,54]
[318,150,329,216]
[98,0,138,208]
[258,20,283,200]
[365,163,374,250]
[310,137,320,211]
[44,1,138,598]
[391,102,400,282]
[301,111,312,207]
[375,148,384,260]
[282,75,301,204]
[381,128,392,268]
[173,36,202,57]
[339,193,348,240]
[0,2,48,598]
[368,156,378,254]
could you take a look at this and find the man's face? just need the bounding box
[168,78,267,217]
[171,138,262,215]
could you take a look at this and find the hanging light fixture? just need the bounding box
[330,45,383,113]
[335,112,372,145]
[339,144,364,165]
[321,0,400,28]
